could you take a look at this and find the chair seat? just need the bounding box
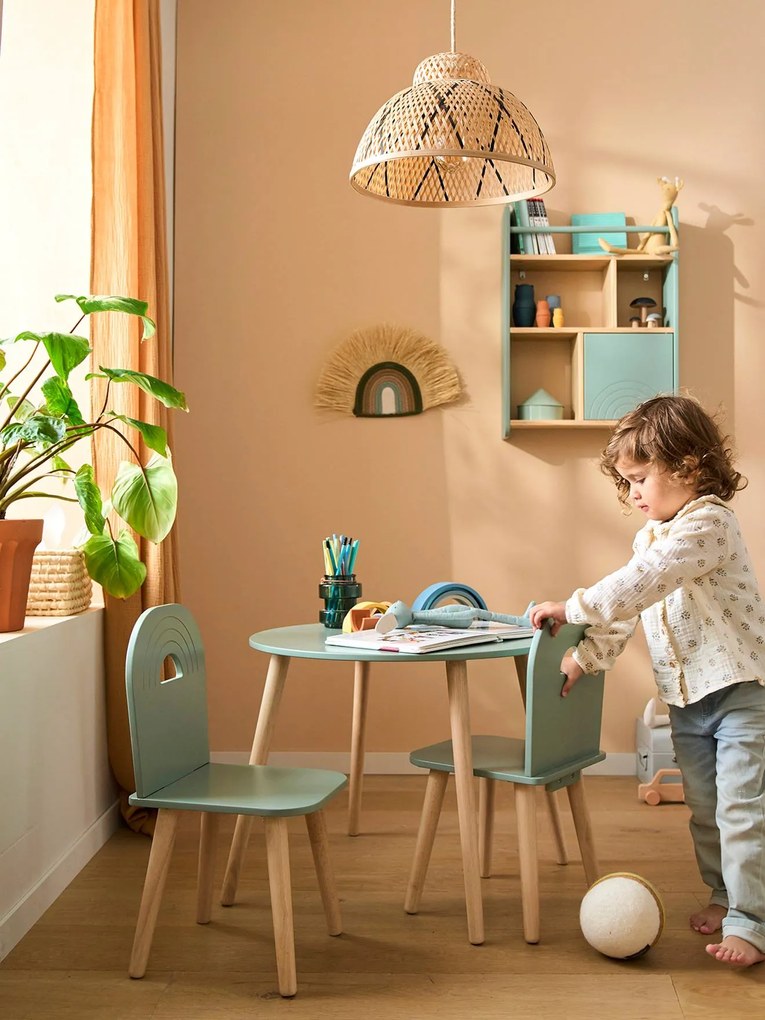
[129,762,348,815]
[410,734,605,786]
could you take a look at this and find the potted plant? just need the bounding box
[0,294,187,631]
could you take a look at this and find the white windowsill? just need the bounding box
[0,605,104,646]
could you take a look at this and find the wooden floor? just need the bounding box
[2,775,764,1019]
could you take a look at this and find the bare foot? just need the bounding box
[690,903,727,934]
[706,935,765,967]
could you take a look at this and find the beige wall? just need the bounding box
[173,0,765,757]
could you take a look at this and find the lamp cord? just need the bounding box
[450,0,456,52]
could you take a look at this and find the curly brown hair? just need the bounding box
[601,395,745,506]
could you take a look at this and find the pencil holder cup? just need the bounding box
[319,575,362,628]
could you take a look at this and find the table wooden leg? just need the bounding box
[221,653,290,906]
[348,660,370,836]
[446,659,484,945]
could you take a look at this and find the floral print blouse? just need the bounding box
[566,495,765,707]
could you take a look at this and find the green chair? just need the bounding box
[124,604,347,997]
[405,623,605,944]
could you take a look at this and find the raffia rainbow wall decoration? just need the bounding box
[314,324,462,418]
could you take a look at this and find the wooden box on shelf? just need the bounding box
[501,210,679,438]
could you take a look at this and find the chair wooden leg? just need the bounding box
[264,817,297,998]
[514,785,540,944]
[348,660,370,836]
[197,812,220,924]
[405,769,448,914]
[129,808,180,978]
[566,779,600,887]
[221,816,254,907]
[545,789,569,866]
[305,810,342,936]
[479,778,496,878]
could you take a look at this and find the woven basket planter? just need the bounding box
[25,549,92,617]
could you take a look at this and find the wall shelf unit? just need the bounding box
[501,208,679,438]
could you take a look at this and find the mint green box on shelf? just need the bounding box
[571,212,627,254]
[583,333,674,420]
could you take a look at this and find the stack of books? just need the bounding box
[511,198,555,255]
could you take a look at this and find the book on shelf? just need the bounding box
[531,198,556,254]
[513,199,534,255]
[509,206,524,254]
[325,625,506,654]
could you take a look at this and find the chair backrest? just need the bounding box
[524,623,605,777]
[125,603,210,798]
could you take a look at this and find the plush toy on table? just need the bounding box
[375,600,534,634]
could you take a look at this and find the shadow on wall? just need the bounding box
[680,204,758,418]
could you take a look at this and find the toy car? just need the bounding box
[638,768,684,806]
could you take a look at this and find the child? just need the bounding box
[530,395,765,967]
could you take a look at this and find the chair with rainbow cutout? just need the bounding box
[124,603,348,997]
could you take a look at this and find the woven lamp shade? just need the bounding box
[350,51,555,207]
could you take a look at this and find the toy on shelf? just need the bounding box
[629,296,657,325]
[598,176,683,256]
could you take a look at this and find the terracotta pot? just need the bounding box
[0,519,44,632]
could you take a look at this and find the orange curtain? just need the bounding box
[91,0,179,833]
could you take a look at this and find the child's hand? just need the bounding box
[529,601,567,634]
[560,654,583,698]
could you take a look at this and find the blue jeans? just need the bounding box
[669,681,765,951]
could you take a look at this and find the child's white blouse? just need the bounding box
[566,494,765,707]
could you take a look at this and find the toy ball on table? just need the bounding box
[579,873,665,960]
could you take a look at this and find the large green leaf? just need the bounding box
[111,453,177,542]
[6,396,36,422]
[55,294,155,340]
[74,465,106,536]
[14,330,91,381]
[1,414,67,447]
[42,376,86,426]
[110,414,169,457]
[89,367,188,411]
[82,531,147,598]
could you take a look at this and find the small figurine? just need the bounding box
[630,296,657,325]
[535,299,551,328]
[629,316,641,329]
[646,313,663,328]
[598,177,683,256]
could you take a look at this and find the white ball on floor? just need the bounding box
[579,872,665,959]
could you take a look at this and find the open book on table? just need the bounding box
[325,626,507,654]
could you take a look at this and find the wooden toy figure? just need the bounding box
[598,177,683,256]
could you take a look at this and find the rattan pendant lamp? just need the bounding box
[349,0,555,207]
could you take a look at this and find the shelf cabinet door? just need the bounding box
[583,332,675,420]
